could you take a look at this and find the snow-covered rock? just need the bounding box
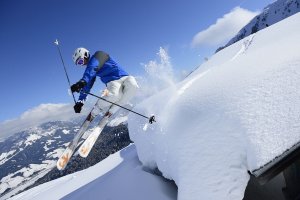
[129,13,300,200]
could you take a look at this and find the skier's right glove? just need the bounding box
[71,80,86,93]
[74,102,84,113]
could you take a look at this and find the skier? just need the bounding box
[70,47,139,117]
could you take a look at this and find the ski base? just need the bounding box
[79,114,111,158]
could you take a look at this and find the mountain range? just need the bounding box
[0,116,131,198]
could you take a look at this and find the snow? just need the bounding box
[46,149,63,159]
[0,150,16,165]
[22,164,48,177]
[43,145,50,151]
[43,139,56,151]
[9,145,176,200]
[1,162,56,199]
[0,183,8,194]
[7,177,24,188]
[107,116,128,127]
[46,139,55,145]
[62,129,70,134]
[128,13,300,200]
[0,162,55,197]
[24,134,41,147]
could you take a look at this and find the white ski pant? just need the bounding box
[92,76,139,115]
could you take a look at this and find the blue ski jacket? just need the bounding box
[78,52,129,101]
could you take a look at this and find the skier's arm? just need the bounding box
[81,57,99,84]
[77,57,99,101]
[78,77,96,101]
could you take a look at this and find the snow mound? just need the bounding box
[9,145,177,200]
[128,13,300,200]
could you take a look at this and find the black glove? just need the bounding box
[71,80,86,93]
[74,102,84,113]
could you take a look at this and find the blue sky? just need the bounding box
[0,0,274,123]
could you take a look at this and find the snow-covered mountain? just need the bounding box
[0,116,131,199]
[0,120,79,195]
[216,0,300,52]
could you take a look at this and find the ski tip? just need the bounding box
[79,147,89,158]
[56,149,72,170]
[56,160,66,171]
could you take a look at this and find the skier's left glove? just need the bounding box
[74,102,84,113]
[71,80,86,93]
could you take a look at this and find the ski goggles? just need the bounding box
[76,57,85,66]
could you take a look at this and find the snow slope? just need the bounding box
[8,145,177,200]
[129,13,300,200]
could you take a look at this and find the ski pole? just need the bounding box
[85,91,156,124]
[54,39,76,104]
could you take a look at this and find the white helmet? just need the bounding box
[72,47,90,64]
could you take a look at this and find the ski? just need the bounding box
[78,111,112,158]
[56,110,96,170]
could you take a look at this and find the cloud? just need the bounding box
[191,7,259,47]
[0,103,85,139]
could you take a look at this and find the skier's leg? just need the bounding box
[90,99,103,118]
[109,76,139,114]
[119,76,139,104]
[95,79,123,111]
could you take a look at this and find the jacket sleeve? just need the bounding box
[81,57,99,83]
[78,77,96,102]
[78,57,99,102]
